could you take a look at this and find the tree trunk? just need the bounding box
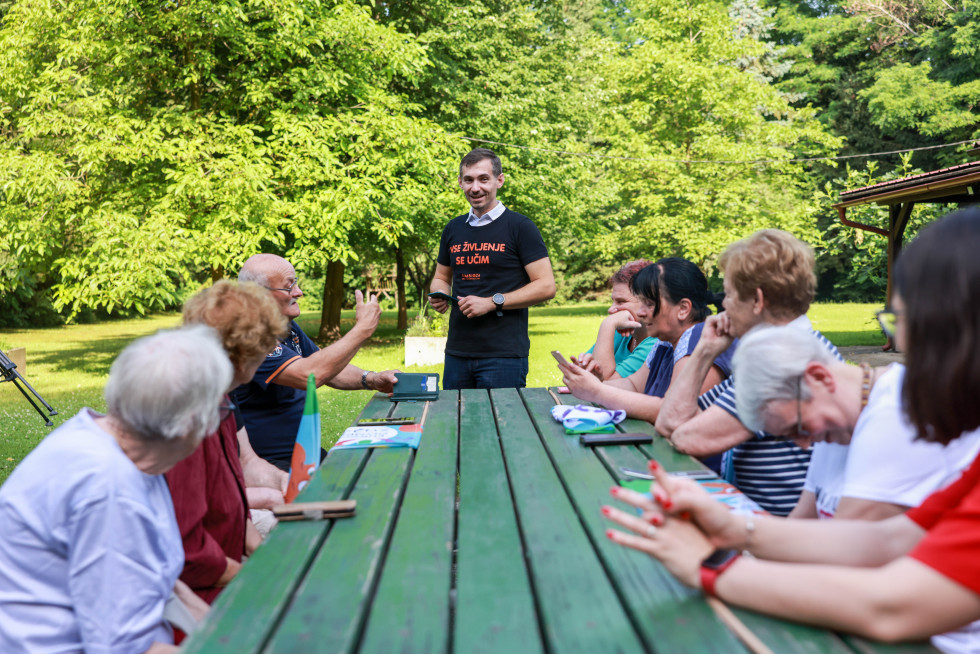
[395,246,408,330]
[319,260,345,342]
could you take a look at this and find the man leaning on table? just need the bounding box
[429,148,556,389]
[233,254,400,470]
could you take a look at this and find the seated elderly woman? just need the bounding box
[603,207,980,653]
[575,260,656,381]
[0,326,229,654]
[719,325,980,520]
[167,280,290,603]
[559,257,733,426]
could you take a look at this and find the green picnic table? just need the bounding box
[181,387,936,653]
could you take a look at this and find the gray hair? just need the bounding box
[104,325,233,443]
[733,325,836,432]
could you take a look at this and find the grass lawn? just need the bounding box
[0,301,886,484]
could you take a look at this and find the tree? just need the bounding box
[0,0,456,323]
[587,0,841,270]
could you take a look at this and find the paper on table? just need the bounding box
[620,478,765,516]
[331,424,422,451]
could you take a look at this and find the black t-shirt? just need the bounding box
[436,208,549,358]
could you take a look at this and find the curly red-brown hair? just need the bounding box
[718,229,815,320]
[182,280,289,370]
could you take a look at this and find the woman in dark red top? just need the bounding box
[167,280,288,602]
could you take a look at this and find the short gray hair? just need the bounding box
[104,325,233,443]
[733,325,836,432]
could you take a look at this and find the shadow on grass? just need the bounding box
[25,331,157,377]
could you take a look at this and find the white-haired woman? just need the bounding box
[0,326,231,654]
[728,325,980,520]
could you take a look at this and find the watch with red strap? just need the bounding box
[699,548,741,598]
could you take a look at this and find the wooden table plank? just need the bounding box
[357,395,460,654]
[522,387,747,652]
[263,447,412,653]
[454,389,544,654]
[491,387,646,653]
[179,449,367,653]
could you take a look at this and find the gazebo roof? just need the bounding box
[834,159,980,208]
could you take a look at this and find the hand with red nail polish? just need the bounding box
[644,457,748,550]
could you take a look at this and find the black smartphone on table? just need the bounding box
[579,432,654,446]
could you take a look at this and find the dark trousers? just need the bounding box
[443,353,528,390]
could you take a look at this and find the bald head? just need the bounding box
[239,253,288,286]
[239,254,303,319]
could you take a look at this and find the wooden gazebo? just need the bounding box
[832,157,980,305]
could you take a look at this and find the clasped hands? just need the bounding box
[601,459,748,589]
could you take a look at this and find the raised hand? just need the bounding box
[353,289,381,334]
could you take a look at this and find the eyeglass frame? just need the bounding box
[876,309,898,340]
[792,375,811,440]
[266,279,300,294]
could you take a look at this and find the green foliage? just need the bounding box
[0,0,459,320]
[2,0,978,318]
[405,308,448,337]
[588,0,840,270]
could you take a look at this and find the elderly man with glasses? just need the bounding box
[234,254,398,470]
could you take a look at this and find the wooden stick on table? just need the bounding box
[706,596,775,654]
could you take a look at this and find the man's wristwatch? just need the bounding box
[492,293,505,317]
[361,370,373,390]
[699,548,741,598]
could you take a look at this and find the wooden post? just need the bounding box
[884,201,915,306]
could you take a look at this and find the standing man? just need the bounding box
[429,148,556,389]
[234,253,399,470]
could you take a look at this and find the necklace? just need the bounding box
[859,363,873,409]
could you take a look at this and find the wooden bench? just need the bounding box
[181,388,937,653]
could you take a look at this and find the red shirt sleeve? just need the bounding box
[906,453,980,595]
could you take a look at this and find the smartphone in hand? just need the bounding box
[427,291,458,305]
[551,350,571,367]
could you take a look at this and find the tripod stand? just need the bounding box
[0,348,57,426]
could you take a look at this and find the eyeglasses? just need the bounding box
[876,309,898,339]
[792,375,811,440]
[267,279,299,294]
[218,399,236,423]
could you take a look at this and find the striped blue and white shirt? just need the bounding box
[696,315,843,516]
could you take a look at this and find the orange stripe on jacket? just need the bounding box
[265,356,302,384]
